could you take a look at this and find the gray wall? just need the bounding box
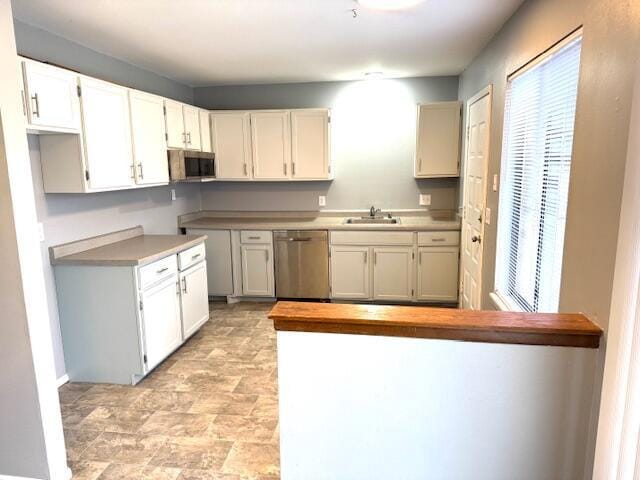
[15,21,201,379]
[14,20,194,103]
[458,0,639,330]
[194,77,459,211]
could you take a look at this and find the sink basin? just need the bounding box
[344,217,401,225]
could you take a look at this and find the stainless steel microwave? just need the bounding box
[168,150,215,181]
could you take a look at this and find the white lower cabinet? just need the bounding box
[179,261,210,338]
[241,243,274,297]
[373,247,414,301]
[140,274,182,370]
[417,246,459,302]
[330,246,370,299]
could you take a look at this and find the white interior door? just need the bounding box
[250,111,291,179]
[164,100,185,149]
[183,105,201,151]
[330,246,370,299]
[141,275,182,370]
[291,109,330,179]
[179,262,210,339]
[129,90,169,185]
[372,246,414,301]
[79,77,135,190]
[23,60,80,131]
[460,87,492,310]
[212,113,252,179]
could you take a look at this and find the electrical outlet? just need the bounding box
[318,195,326,207]
[419,194,431,206]
[37,222,45,242]
[171,189,176,201]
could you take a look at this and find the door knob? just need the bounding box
[471,235,481,243]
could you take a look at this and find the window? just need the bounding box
[495,33,582,313]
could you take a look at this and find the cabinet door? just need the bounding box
[330,246,370,299]
[415,102,461,177]
[179,262,210,339]
[188,229,233,296]
[291,109,330,179]
[250,111,291,179]
[417,247,459,302]
[140,275,182,371]
[23,60,80,131]
[199,110,212,153]
[183,105,202,151]
[212,113,252,179]
[164,100,185,149]
[372,246,414,301]
[241,244,274,297]
[129,90,169,185]
[79,77,135,190]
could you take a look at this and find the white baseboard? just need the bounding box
[56,374,69,388]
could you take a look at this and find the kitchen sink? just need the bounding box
[344,217,401,224]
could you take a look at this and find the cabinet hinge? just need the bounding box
[411,289,414,296]
[139,299,143,310]
[143,354,148,364]
[412,251,415,260]
[165,133,168,141]
[328,116,331,124]
[163,105,166,115]
[85,170,90,181]
[77,85,82,97]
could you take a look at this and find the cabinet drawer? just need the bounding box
[417,231,459,246]
[330,231,414,246]
[178,243,206,271]
[240,230,272,244]
[139,255,178,290]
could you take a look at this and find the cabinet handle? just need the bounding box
[292,163,296,176]
[31,92,40,117]
[156,267,169,274]
[243,163,248,176]
[431,238,446,242]
[419,253,422,265]
[284,163,287,175]
[374,251,377,265]
[418,157,422,172]
[138,163,144,179]
[191,253,201,260]
[248,236,260,240]
[187,132,192,144]
[265,250,269,262]
[364,251,367,263]
[182,277,187,293]
[130,164,136,179]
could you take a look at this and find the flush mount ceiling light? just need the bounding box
[364,71,384,79]
[357,0,425,11]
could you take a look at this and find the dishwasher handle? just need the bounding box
[277,237,314,242]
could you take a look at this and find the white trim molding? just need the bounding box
[56,374,69,388]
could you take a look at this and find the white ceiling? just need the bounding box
[12,0,524,87]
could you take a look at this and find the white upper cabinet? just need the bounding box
[79,76,135,190]
[199,110,212,153]
[22,59,81,132]
[291,109,330,180]
[183,105,201,151]
[250,111,291,180]
[164,100,185,149]
[415,101,461,178]
[212,112,252,180]
[129,90,169,185]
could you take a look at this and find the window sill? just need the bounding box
[490,291,522,312]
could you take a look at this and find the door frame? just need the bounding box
[459,84,493,309]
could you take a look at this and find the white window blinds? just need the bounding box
[495,34,582,313]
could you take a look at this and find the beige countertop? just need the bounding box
[179,210,461,232]
[50,226,207,267]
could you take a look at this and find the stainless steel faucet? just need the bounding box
[369,206,382,218]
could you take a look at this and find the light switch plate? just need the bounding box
[419,194,431,206]
[492,174,499,192]
[484,207,491,225]
[171,189,176,201]
[37,222,45,242]
[318,195,326,207]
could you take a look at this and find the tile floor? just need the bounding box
[59,302,280,480]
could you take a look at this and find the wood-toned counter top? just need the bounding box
[270,301,603,348]
[50,226,207,266]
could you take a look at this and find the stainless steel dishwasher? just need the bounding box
[274,230,329,299]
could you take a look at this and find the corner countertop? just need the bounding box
[178,210,461,232]
[269,301,603,349]
[50,226,207,267]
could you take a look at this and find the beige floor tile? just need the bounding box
[74,385,149,408]
[177,470,242,480]
[131,390,199,413]
[175,372,242,394]
[82,432,167,464]
[64,428,102,461]
[97,463,182,480]
[68,460,109,480]
[208,415,277,442]
[222,442,279,477]
[77,406,154,434]
[59,383,96,406]
[61,404,98,428]
[233,376,277,396]
[250,396,278,419]
[139,411,215,437]
[148,437,233,470]
[189,393,258,416]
